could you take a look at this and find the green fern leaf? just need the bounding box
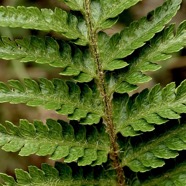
[114,21,186,93]
[0,78,103,124]
[99,0,181,73]
[0,36,95,81]
[0,163,117,185]
[121,123,186,172]
[93,0,141,30]
[59,0,84,11]
[0,119,109,166]
[0,0,185,185]
[113,81,186,137]
[135,162,186,186]
[0,6,87,45]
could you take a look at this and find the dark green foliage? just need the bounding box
[0,36,96,81]
[0,6,87,44]
[0,163,117,185]
[113,80,186,136]
[99,0,182,73]
[0,0,185,185]
[137,162,186,186]
[112,21,186,94]
[0,78,103,123]
[122,122,186,172]
[0,119,109,166]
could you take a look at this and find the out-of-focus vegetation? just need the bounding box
[0,0,185,177]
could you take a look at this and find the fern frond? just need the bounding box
[0,78,103,124]
[113,81,186,137]
[138,162,186,186]
[99,0,181,72]
[0,6,87,45]
[92,0,141,30]
[59,0,83,11]
[121,123,186,172]
[0,119,109,166]
[0,163,117,185]
[0,36,95,81]
[114,21,186,93]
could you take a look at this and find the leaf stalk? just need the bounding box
[84,0,126,185]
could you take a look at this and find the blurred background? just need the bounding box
[0,0,185,179]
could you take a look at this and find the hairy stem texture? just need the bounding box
[84,1,125,185]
